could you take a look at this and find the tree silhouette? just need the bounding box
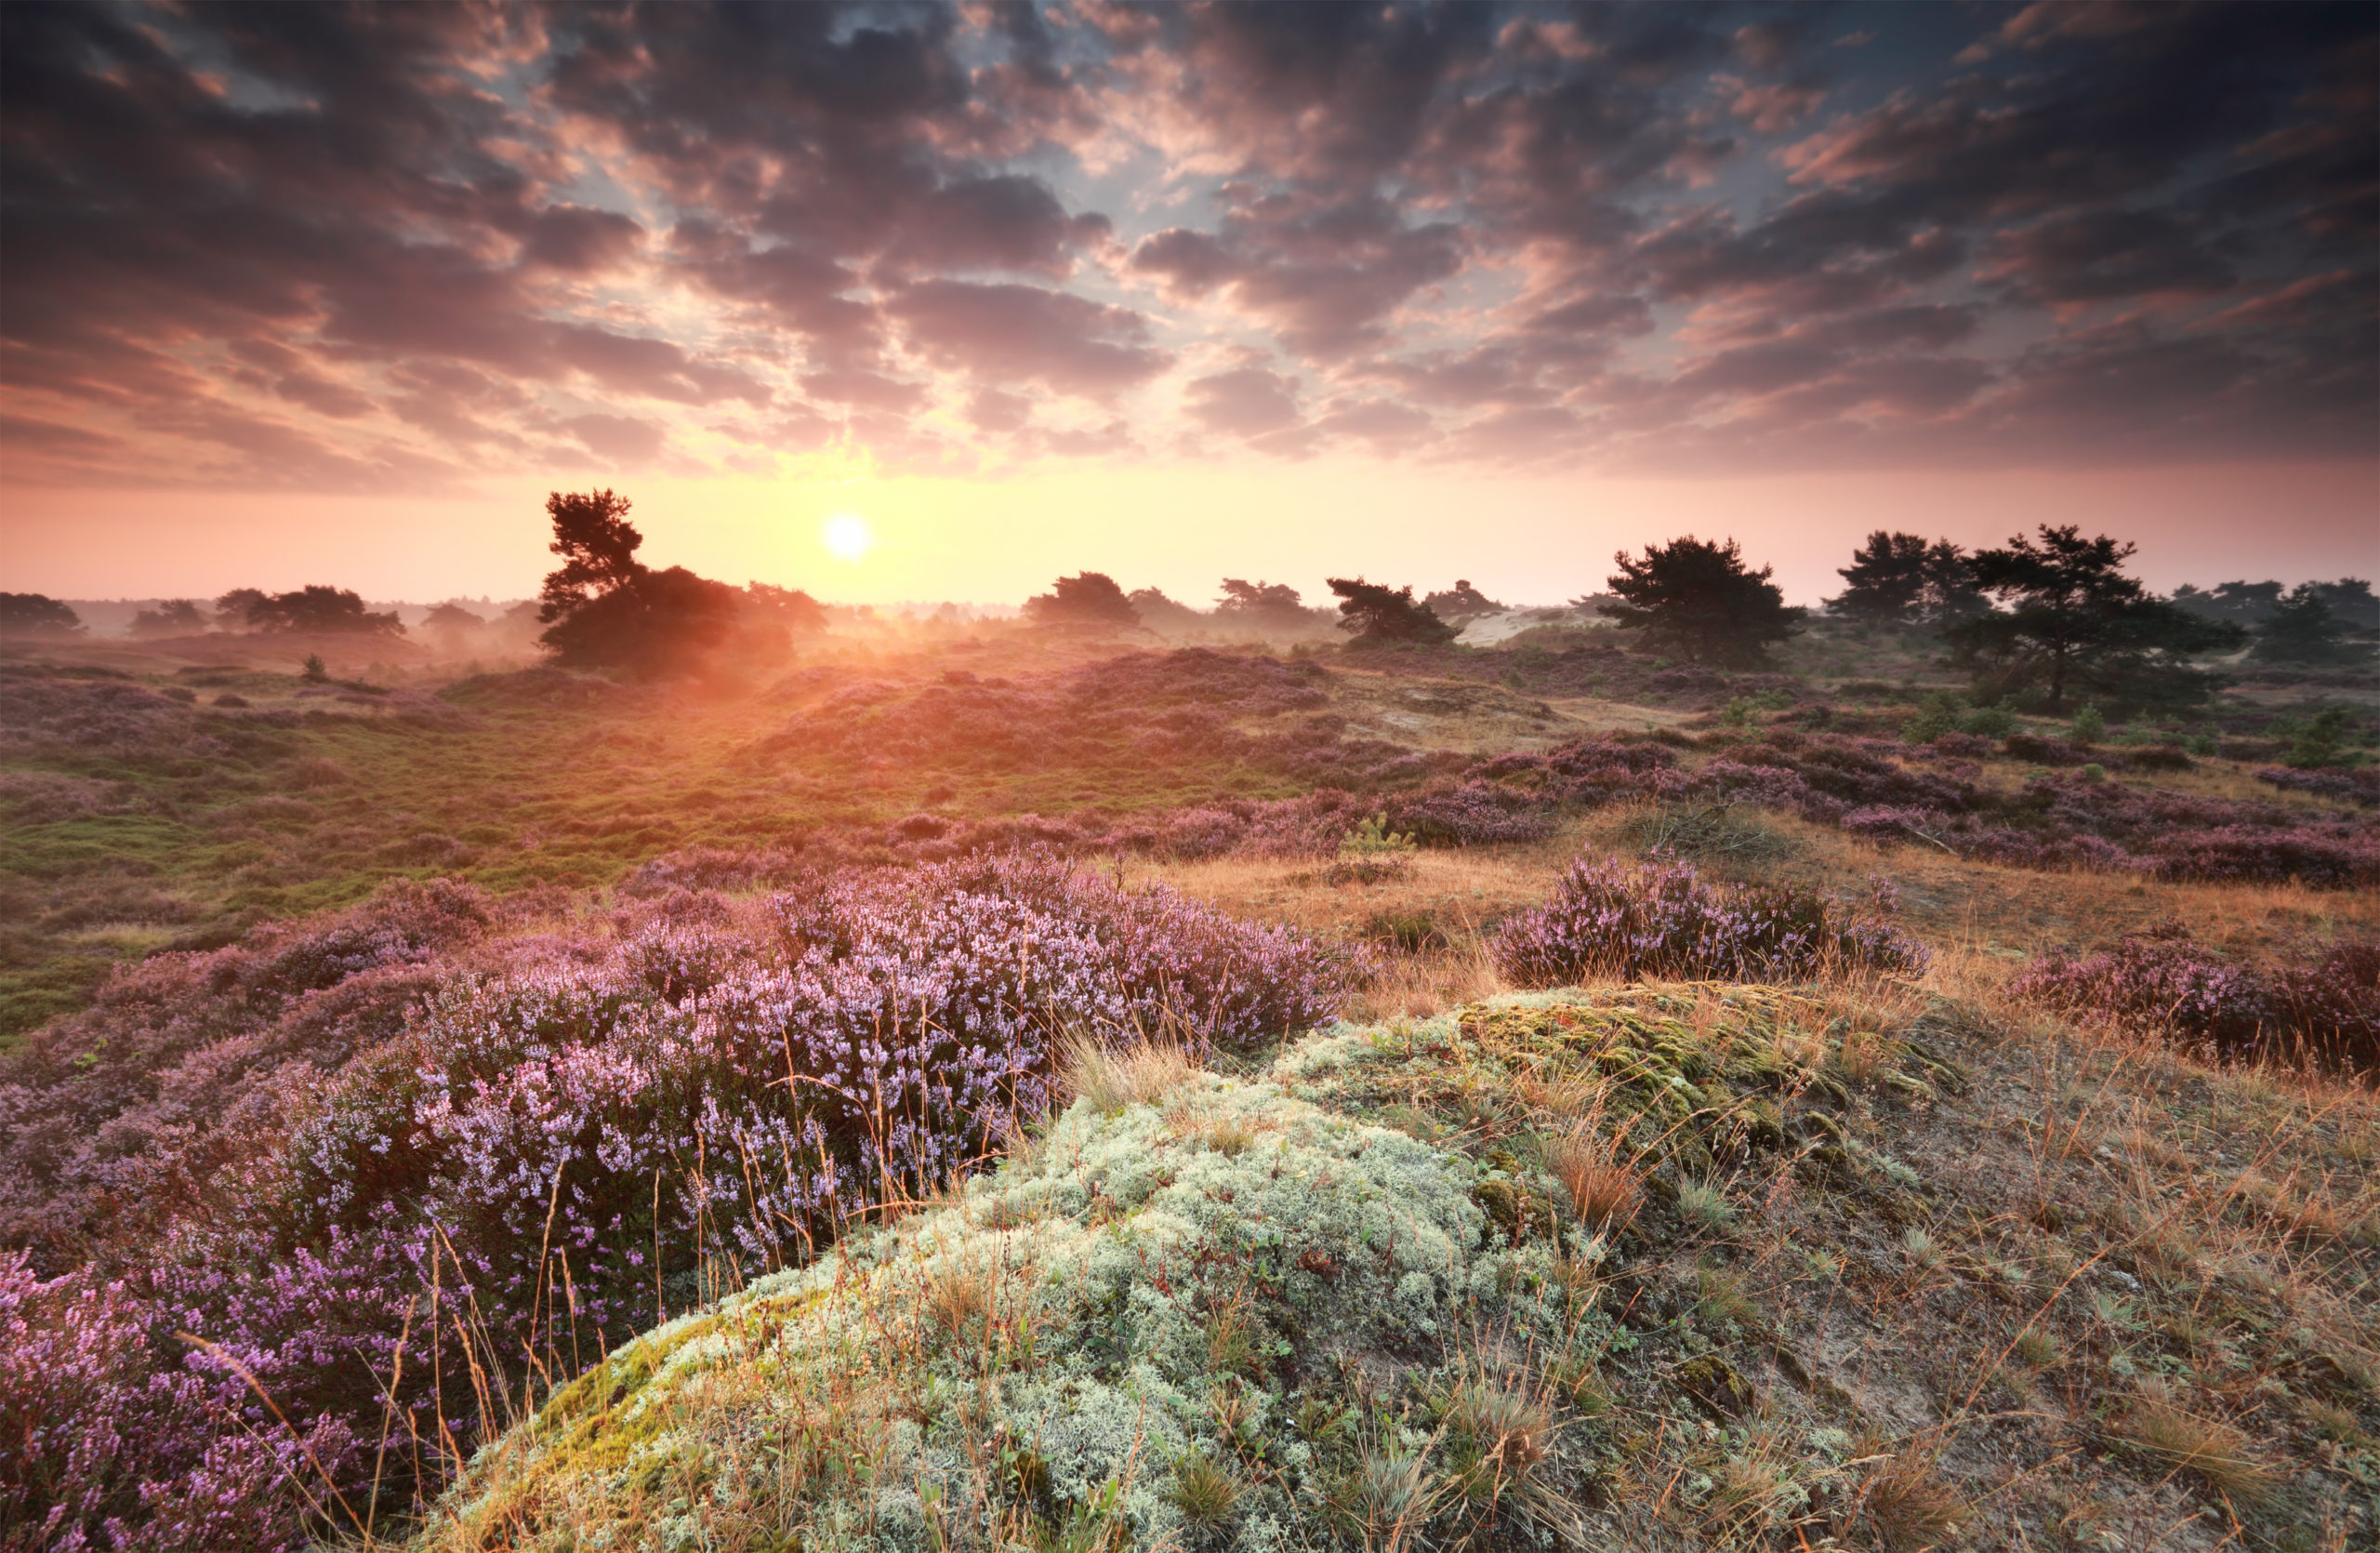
[2170,579,2283,625]
[1604,537,1801,667]
[1421,579,1504,622]
[742,583,827,634]
[2253,584,2367,665]
[245,587,403,635]
[531,488,778,675]
[128,599,207,638]
[1326,577,1457,645]
[420,603,486,634]
[538,488,646,625]
[0,593,85,637]
[213,588,271,630]
[1215,578,1311,625]
[1024,572,1140,628]
[1830,532,1986,629]
[1949,525,2242,711]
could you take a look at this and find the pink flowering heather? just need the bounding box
[1492,855,1928,989]
[0,854,1353,1548]
[2011,924,2380,1072]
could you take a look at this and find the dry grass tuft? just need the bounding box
[2121,1385,2281,1507]
[1857,1448,1965,1550]
[1061,1032,1199,1114]
[1166,1453,1242,1530]
[1544,1123,1646,1231]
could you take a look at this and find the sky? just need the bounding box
[3,1,2374,608]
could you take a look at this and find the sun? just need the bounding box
[822,512,873,562]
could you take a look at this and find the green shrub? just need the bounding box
[2069,704,2106,744]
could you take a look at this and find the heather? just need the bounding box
[1492,855,1927,988]
[2011,924,2380,1073]
[0,856,1351,1550]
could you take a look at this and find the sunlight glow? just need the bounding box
[823,512,873,562]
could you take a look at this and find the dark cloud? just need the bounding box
[886,281,1170,395]
[0,1,2370,487]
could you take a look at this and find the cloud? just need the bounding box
[0,0,2369,488]
[885,280,1171,396]
[562,412,668,463]
[1183,368,1300,437]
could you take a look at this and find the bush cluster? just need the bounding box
[1491,855,1928,988]
[0,856,1352,1551]
[2011,924,2380,1072]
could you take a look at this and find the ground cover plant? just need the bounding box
[0,857,1352,1550]
[406,979,2380,1552]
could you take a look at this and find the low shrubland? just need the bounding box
[2012,923,2380,1073]
[1491,855,1927,988]
[410,976,2380,1550]
[0,857,1352,1550]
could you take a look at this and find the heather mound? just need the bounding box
[413,983,2378,1551]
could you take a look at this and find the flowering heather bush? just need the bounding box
[2257,764,2380,803]
[1383,778,1556,845]
[1492,855,1927,988]
[0,1250,357,1553]
[4,856,1350,1548]
[2011,924,2380,1072]
[0,879,496,1261]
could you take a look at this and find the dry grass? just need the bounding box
[2121,1385,2281,1507]
[1857,1449,1966,1551]
[1059,1032,1199,1114]
[1544,1123,1646,1231]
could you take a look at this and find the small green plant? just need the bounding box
[2069,703,2105,744]
[300,653,328,682]
[1341,814,1417,857]
[1330,814,1419,885]
[1166,1453,1242,1531]
[2080,762,2106,783]
[2283,706,2367,770]
[1900,690,1963,743]
[1957,704,2016,737]
[2012,1327,2061,1370]
[1675,1177,1735,1230]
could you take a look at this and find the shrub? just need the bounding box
[1384,780,1555,846]
[1491,856,1927,988]
[2011,924,2380,1072]
[0,1250,357,1553]
[2069,704,2105,744]
[2255,765,2380,803]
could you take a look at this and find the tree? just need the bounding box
[1947,525,2244,712]
[1215,578,1314,626]
[0,593,84,638]
[1421,579,1504,622]
[213,588,271,630]
[1829,532,1986,628]
[245,586,404,635]
[742,583,827,635]
[542,566,746,676]
[2253,583,2367,665]
[2170,579,2282,625]
[2314,578,2380,630]
[1326,577,1457,645]
[531,489,753,675]
[537,489,646,626]
[128,599,207,638]
[420,603,486,634]
[1603,536,1801,667]
[1127,587,1208,634]
[1023,572,1140,629]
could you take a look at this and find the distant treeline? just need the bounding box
[4,501,2371,718]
